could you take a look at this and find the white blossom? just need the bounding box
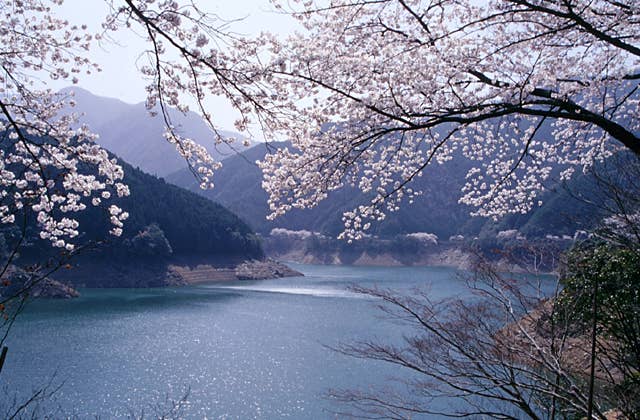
[241,0,640,239]
[2,0,638,248]
[406,232,439,245]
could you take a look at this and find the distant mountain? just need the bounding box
[57,88,604,242]
[167,142,605,241]
[59,87,252,176]
[166,142,374,236]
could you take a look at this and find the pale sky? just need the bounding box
[50,0,300,135]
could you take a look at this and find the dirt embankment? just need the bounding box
[169,259,303,284]
[272,245,476,269]
[47,257,303,290]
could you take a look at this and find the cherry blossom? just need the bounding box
[0,0,237,250]
[0,0,129,250]
[235,0,639,240]
[2,0,639,248]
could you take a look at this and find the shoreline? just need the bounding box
[267,246,558,275]
[29,258,304,297]
[15,248,557,299]
[169,259,304,285]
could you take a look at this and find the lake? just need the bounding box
[3,264,476,418]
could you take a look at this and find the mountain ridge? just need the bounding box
[59,86,253,176]
[166,141,607,243]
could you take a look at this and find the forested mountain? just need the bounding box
[167,141,607,242]
[19,157,263,262]
[57,87,605,244]
[59,87,252,176]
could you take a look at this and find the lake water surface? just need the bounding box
[4,264,473,418]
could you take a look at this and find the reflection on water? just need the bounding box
[3,264,510,418]
[206,284,367,298]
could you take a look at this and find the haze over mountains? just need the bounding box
[60,87,252,176]
[61,87,605,244]
[167,142,603,243]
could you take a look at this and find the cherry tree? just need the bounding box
[236,0,640,240]
[0,1,254,394]
[0,1,637,415]
[0,0,249,254]
[0,0,127,253]
[1,0,638,254]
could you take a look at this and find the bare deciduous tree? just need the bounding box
[328,253,635,419]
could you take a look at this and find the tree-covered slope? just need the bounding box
[167,143,380,236]
[167,142,608,241]
[20,158,263,261]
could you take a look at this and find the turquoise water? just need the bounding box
[3,264,473,418]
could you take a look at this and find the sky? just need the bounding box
[50,0,300,135]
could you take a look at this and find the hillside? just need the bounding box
[58,88,604,244]
[7,154,265,287]
[94,160,261,257]
[20,157,263,259]
[167,142,604,241]
[59,87,252,176]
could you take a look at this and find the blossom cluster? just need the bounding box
[103,0,253,190]
[0,0,250,251]
[0,0,129,250]
[244,0,639,239]
[3,0,639,248]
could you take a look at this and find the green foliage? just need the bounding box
[559,244,640,336]
[558,244,640,417]
[129,223,173,257]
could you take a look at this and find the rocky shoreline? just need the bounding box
[0,258,304,300]
[168,259,303,285]
[18,258,305,296]
[271,246,477,270]
[267,243,556,274]
[1,266,80,299]
[3,245,549,300]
